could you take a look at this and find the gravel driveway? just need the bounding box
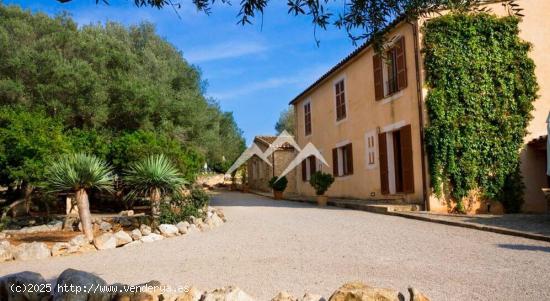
[2,191,550,300]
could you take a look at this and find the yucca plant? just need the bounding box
[124,154,187,227]
[45,153,114,241]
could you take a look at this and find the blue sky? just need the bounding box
[5,0,357,144]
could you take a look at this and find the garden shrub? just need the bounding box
[269,176,288,192]
[159,186,210,224]
[309,171,335,196]
[423,13,538,212]
[189,186,210,209]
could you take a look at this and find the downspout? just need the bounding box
[410,20,430,211]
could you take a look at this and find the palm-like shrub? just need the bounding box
[124,154,187,227]
[45,153,114,241]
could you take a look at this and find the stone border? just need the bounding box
[0,206,227,263]
[0,269,431,301]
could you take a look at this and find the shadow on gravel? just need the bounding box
[497,244,550,253]
[461,214,550,237]
[210,191,348,211]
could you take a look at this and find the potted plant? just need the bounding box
[268,176,288,200]
[309,171,334,206]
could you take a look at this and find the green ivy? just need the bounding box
[423,13,538,212]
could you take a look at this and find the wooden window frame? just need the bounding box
[304,102,312,136]
[332,143,353,177]
[378,124,414,195]
[334,79,347,121]
[373,36,407,101]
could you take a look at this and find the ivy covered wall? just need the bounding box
[423,13,538,212]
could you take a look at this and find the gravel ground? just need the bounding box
[2,191,550,300]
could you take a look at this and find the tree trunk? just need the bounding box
[23,184,33,215]
[150,188,161,229]
[75,188,94,242]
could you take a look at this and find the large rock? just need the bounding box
[0,271,51,301]
[176,221,190,234]
[110,280,163,301]
[176,286,203,301]
[328,282,404,301]
[187,224,199,234]
[119,210,134,216]
[408,288,430,301]
[271,291,297,301]
[53,269,110,301]
[113,230,132,247]
[131,228,143,240]
[0,240,14,262]
[45,220,64,231]
[159,224,179,237]
[99,221,112,232]
[140,224,152,236]
[93,233,117,250]
[52,242,71,256]
[123,240,142,247]
[301,293,325,301]
[69,234,89,248]
[211,214,224,227]
[14,242,51,261]
[140,233,164,243]
[202,286,255,301]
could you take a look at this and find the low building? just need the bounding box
[289,0,550,213]
[247,136,297,193]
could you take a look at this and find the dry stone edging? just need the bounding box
[0,207,226,263]
[0,270,430,301]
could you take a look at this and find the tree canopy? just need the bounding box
[57,0,523,44]
[0,4,245,182]
[275,107,295,136]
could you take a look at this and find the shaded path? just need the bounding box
[2,191,550,300]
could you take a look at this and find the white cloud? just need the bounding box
[208,64,331,100]
[184,41,268,63]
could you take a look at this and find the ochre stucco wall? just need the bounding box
[293,0,549,213]
[293,22,425,205]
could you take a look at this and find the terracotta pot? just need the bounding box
[273,190,284,200]
[316,195,328,206]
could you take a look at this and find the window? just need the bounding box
[386,48,398,95]
[335,79,347,121]
[332,143,353,177]
[304,102,312,136]
[365,131,377,169]
[301,155,317,181]
[378,125,414,194]
[373,36,407,101]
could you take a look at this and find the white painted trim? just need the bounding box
[386,132,396,194]
[364,130,378,170]
[381,120,407,133]
[335,139,351,148]
[383,34,403,49]
[380,90,404,105]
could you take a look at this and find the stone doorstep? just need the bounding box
[248,190,420,213]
